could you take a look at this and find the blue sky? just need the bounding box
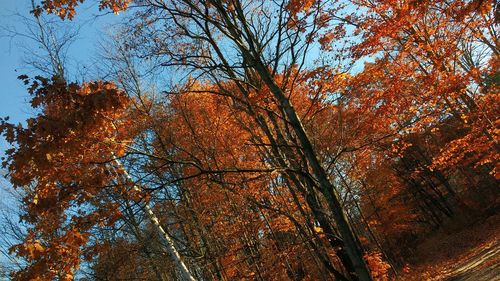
[0,1,31,131]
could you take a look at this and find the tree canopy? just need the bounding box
[1,0,498,280]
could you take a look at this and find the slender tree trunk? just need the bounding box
[113,158,197,281]
[141,202,197,281]
[249,57,372,281]
[170,2,371,277]
[335,166,398,277]
[123,201,170,281]
[249,111,358,280]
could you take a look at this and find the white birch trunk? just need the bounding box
[113,157,197,281]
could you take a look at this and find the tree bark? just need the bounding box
[113,158,197,281]
[249,57,373,281]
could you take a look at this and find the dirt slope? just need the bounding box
[399,213,499,281]
[444,240,499,281]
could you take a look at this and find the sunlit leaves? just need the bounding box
[35,0,131,19]
[1,76,132,280]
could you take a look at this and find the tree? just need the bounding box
[3,0,498,280]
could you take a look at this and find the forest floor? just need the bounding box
[398,211,499,281]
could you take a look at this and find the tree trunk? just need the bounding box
[113,158,197,281]
[249,57,373,281]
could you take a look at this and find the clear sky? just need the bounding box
[0,1,31,130]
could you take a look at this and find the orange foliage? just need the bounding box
[1,76,132,280]
[364,251,391,281]
[3,0,498,279]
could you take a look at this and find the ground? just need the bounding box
[398,212,499,281]
[443,239,499,281]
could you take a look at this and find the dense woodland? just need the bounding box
[0,0,498,280]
